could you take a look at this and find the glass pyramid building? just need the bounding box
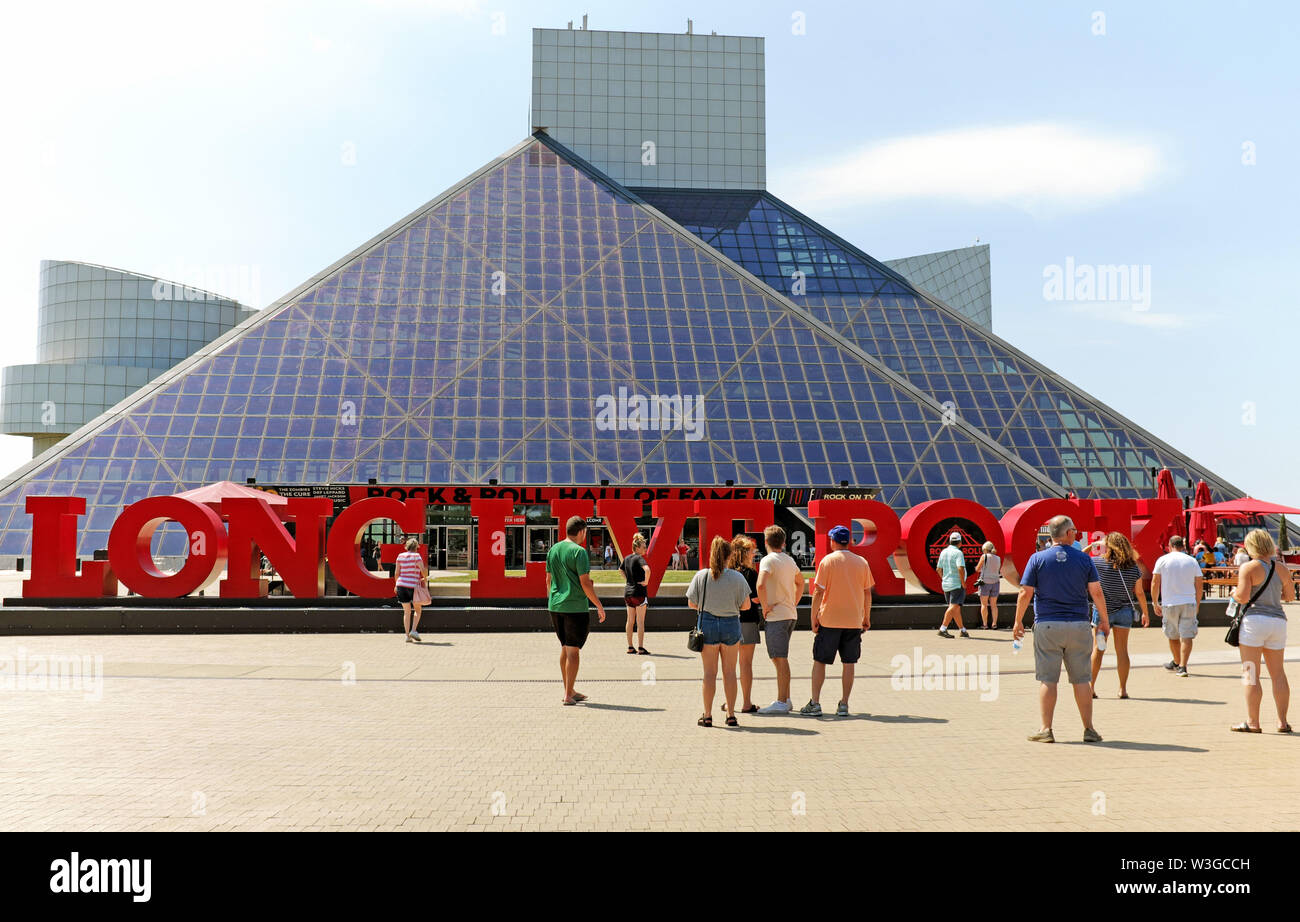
[0,26,1246,560]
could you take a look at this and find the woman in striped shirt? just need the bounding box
[1089,531,1150,698]
[395,537,428,643]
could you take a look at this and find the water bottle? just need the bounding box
[1011,636,1022,654]
[1096,630,1108,652]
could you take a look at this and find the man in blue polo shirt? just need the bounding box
[1013,515,1110,743]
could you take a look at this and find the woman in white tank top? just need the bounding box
[1231,529,1295,733]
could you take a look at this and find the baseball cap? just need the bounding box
[828,525,852,545]
[949,532,962,544]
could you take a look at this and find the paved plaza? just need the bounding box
[1,616,1297,831]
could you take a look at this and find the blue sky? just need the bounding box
[1,0,1296,504]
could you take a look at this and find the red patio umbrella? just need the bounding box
[1189,480,1216,547]
[1153,467,1181,546]
[173,481,290,518]
[1182,497,1300,516]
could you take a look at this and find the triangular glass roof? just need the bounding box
[635,187,1244,501]
[0,134,1060,557]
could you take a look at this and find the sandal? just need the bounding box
[563,697,576,706]
[626,646,636,654]
[570,692,588,702]
[740,704,759,713]
[697,715,712,727]
[1229,723,1262,733]
[725,714,739,727]
[637,647,650,655]
[1119,692,1129,700]
[1280,724,1294,734]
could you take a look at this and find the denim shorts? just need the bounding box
[699,612,741,646]
[1092,605,1135,629]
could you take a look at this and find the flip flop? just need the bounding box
[1229,723,1261,733]
[1279,724,1294,734]
[626,646,636,654]
[740,704,759,713]
[570,692,588,702]
[637,647,650,655]
[1119,692,1130,700]
[562,697,576,706]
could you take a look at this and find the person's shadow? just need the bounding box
[731,725,819,735]
[576,702,665,713]
[1062,740,1208,752]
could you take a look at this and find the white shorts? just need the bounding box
[1239,614,1287,651]
[1161,603,1198,640]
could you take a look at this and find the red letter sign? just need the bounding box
[221,496,332,598]
[326,497,426,597]
[23,496,118,598]
[107,496,227,597]
[470,498,546,598]
[1000,499,1094,583]
[807,499,906,595]
[898,499,1003,595]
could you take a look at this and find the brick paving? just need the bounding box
[1,619,1296,831]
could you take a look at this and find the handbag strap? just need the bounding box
[1240,560,1276,616]
[1118,562,1136,610]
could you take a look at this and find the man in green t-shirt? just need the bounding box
[546,515,606,705]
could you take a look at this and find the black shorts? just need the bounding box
[812,626,862,665]
[550,611,591,649]
[395,585,414,604]
[624,589,647,606]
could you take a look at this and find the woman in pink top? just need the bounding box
[394,537,428,643]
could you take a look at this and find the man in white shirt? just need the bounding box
[755,525,806,714]
[1151,536,1204,677]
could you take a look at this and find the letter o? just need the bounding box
[899,499,1002,594]
[107,497,227,597]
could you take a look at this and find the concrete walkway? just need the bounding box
[1,624,1295,830]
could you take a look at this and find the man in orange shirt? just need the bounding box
[801,525,874,717]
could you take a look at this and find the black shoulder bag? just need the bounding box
[687,573,708,653]
[1226,560,1275,647]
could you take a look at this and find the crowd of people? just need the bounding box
[391,513,1293,738]
[1013,517,1292,741]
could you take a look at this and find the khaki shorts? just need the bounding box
[1161,603,1198,640]
[1032,620,1093,685]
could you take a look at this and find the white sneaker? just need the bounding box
[408,631,422,642]
[757,699,792,714]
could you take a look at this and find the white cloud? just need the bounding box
[776,123,1164,214]
[1061,300,1189,330]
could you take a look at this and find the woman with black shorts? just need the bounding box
[620,533,651,654]
[730,534,762,714]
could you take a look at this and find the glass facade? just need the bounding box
[882,245,992,331]
[635,188,1237,500]
[0,260,254,453]
[0,136,1063,559]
